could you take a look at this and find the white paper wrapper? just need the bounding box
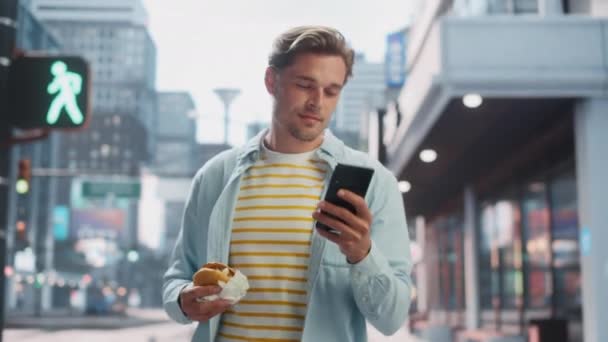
[195,270,249,304]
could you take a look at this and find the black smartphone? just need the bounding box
[316,163,374,234]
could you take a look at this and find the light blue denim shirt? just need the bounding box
[162,130,413,342]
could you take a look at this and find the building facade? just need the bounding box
[26,0,158,159]
[11,0,158,312]
[332,53,385,149]
[383,1,607,341]
[155,91,198,177]
[4,0,63,313]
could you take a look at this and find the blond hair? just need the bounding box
[268,26,355,83]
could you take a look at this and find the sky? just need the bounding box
[142,0,420,146]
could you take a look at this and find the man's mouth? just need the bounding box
[299,114,322,122]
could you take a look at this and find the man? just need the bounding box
[163,26,413,342]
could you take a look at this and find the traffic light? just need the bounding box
[8,56,90,129]
[16,159,31,194]
[127,246,139,263]
[16,220,27,241]
[15,220,29,250]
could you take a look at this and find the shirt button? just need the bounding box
[363,295,369,303]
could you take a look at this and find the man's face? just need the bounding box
[265,53,347,143]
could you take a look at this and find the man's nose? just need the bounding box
[306,87,323,111]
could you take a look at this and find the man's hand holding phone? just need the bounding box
[313,164,375,264]
[313,189,373,264]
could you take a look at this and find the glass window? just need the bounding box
[434,215,465,311]
[478,193,524,311]
[549,171,581,317]
[522,181,552,308]
[449,216,465,310]
[478,203,495,309]
[495,199,524,309]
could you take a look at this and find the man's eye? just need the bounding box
[325,89,339,97]
[296,83,312,89]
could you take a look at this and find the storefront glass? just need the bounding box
[433,214,465,312]
[522,181,553,308]
[549,171,581,317]
[477,166,580,322]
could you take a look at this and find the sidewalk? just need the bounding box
[6,308,169,330]
[6,309,428,341]
[367,322,428,342]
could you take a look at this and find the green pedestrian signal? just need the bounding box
[8,56,90,129]
[46,61,84,125]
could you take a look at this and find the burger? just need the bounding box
[192,262,236,286]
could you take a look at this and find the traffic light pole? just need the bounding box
[0,1,18,340]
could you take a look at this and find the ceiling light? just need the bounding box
[463,93,483,108]
[398,181,411,193]
[419,149,437,163]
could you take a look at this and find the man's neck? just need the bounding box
[264,128,323,154]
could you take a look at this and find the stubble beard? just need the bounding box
[286,119,324,142]
[273,101,326,143]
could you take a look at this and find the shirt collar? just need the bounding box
[236,128,344,167]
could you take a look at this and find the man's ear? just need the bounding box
[264,66,278,95]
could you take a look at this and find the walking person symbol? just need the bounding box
[46,61,84,125]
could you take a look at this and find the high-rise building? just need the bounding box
[153,91,205,270]
[332,53,385,149]
[21,0,158,311]
[58,114,148,182]
[3,1,63,314]
[25,0,157,206]
[155,92,198,177]
[158,142,230,266]
[26,0,158,159]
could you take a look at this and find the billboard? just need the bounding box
[52,206,70,241]
[385,30,407,88]
[70,208,127,241]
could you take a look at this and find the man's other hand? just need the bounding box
[179,285,232,322]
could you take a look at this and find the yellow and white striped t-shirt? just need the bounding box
[217,144,328,342]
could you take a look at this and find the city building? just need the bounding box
[381,1,607,341]
[14,0,158,312]
[3,0,63,314]
[332,53,385,149]
[152,91,201,270]
[26,0,158,159]
[155,91,198,177]
[159,142,231,260]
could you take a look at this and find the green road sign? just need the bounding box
[8,56,90,129]
[82,181,141,199]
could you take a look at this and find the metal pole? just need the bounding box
[463,186,480,330]
[0,1,18,340]
[213,88,240,146]
[376,109,387,164]
[223,102,229,145]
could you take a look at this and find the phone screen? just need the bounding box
[316,163,374,234]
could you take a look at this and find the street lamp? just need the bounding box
[213,88,241,145]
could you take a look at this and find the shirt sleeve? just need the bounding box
[349,170,413,335]
[162,174,202,324]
